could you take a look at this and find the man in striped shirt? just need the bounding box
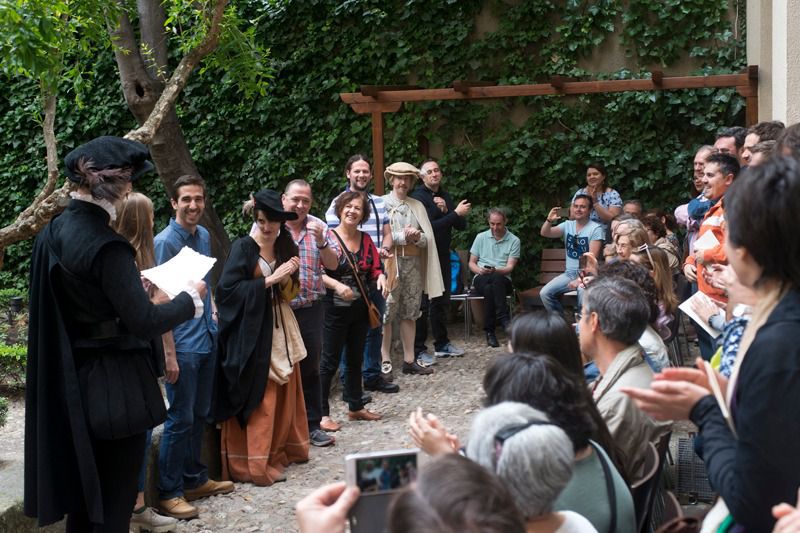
[326,155,397,394]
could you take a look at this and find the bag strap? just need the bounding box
[590,441,617,533]
[331,230,373,309]
[368,195,381,249]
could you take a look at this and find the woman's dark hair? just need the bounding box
[483,352,628,483]
[388,454,525,533]
[507,311,582,377]
[598,260,659,324]
[725,156,800,288]
[644,208,678,233]
[334,191,370,224]
[253,209,300,291]
[344,154,371,174]
[642,214,667,239]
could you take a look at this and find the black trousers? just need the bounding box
[294,302,324,432]
[472,272,512,333]
[415,251,452,353]
[319,298,369,414]
[66,432,146,533]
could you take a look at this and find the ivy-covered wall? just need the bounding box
[0,0,746,291]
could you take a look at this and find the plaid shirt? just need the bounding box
[289,214,339,309]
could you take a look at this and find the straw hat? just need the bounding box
[384,162,421,184]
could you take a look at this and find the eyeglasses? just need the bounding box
[493,420,555,468]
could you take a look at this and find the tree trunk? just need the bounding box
[113,0,230,282]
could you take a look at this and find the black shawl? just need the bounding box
[213,236,274,426]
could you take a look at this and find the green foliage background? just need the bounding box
[0,0,746,291]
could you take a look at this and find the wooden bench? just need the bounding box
[517,248,578,311]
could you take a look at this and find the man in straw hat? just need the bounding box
[380,162,444,377]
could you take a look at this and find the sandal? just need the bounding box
[381,361,392,374]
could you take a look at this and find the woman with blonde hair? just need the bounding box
[632,244,678,339]
[112,192,180,532]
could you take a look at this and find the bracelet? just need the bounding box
[317,240,329,249]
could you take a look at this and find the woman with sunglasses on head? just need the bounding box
[214,189,309,486]
[624,157,800,531]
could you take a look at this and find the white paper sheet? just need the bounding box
[692,230,720,252]
[678,291,723,339]
[141,246,216,298]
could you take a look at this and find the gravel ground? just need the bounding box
[0,323,501,532]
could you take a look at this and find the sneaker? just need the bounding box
[158,497,198,520]
[130,507,178,532]
[183,479,234,502]
[309,429,336,447]
[416,352,436,367]
[434,343,465,358]
[402,361,434,375]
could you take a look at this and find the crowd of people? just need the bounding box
[21,120,800,532]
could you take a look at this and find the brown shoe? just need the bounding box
[183,479,234,502]
[320,416,341,432]
[158,497,198,520]
[347,408,383,421]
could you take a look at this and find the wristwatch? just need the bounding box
[317,240,329,249]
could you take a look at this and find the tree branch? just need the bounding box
[126,0,228,144]
[0,87,71,265]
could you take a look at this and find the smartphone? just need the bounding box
[345,449,421,533]
[557,206,570,218]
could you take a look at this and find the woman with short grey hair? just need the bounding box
[466,402,598,532]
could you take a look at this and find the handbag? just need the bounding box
[332,230,383,329]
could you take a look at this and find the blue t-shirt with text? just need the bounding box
[558,219,604,271]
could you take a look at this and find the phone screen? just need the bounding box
[354,452,418,494]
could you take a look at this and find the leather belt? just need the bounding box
[394,245,420,257]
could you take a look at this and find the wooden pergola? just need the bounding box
[340,66,759,194]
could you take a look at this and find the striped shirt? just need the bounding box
[326,189,389,249]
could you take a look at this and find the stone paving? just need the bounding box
[0,323,501,532]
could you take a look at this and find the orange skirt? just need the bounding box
[220,369,309,486]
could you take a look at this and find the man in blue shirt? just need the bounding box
[539,194,604,313]
[155,175,232,520]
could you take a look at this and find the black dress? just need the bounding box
[25,199,195,530]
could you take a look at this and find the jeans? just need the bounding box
[295,302,324,432]
[415,253,452,354]
[137,429,153,493]
[322,299,369,413]
[472,272,512,333]
[340,288,385,386]
[157,350,215,500]
[540,270,579,313]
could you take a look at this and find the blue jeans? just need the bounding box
[137,429,153,493]
[540,270,579,313]
[340,288,385,385]
[157,350,215,499]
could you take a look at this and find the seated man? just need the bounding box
[579,276,671,481]
[539,194,603,313]
[468,207,520,347]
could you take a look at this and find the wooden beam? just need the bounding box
[650,70,663,86]
[550,75,575,92]
[348,102,403,114]
[341,73,752,104]
[360,84,421,97]
[452,80,498,93]
[371,111,385,195]
[744,65,759,126]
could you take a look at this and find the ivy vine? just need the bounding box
[0,0,746,290]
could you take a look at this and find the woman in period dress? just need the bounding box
[214,189,309,486]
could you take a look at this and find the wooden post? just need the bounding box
[371,111,385,194]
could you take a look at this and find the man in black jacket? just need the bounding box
[411,159,471,362]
